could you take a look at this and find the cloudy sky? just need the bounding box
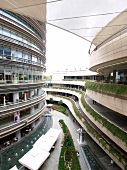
[46,24,90,74]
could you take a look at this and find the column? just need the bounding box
[113,70,116,84]
[30,90,34,98]
[24,92,26,101]
[15,130,21,141]
[3,96,6,106]
[31,122,36,130]
[37,87,42,96]
[107,73,111,83]
[30,106,34,114]
[13,92,19,102]
[34,89,37,96]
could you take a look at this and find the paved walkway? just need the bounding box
[40,110,88,170]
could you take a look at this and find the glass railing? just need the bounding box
[0,34,43,54]
[0,10,44,40]
[0,54,45,69]
[0,102,46,129]
[0,91,46,112]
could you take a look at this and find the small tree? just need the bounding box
[49,98,54,103]
[58,100,63,105]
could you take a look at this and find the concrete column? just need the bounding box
[37,87,42,96]
[30,106,34,114]
[34,89,37,96]
[31,122,36,130]
[24,93,26,101]
[113,70,116,84]
[38,102,42,110]
[3,96,6,106]
[30,90,34,98]
[15,130,21,141]
[13,92,19,102]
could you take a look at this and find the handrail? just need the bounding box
[0,92,46,113]
[0,103,46,132]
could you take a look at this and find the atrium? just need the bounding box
[0,1,127,170]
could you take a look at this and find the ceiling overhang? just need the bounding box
[92,9,127,47]
[0,1,127,48]
[0,0,46,22]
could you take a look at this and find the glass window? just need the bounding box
[0,26,2,34]
[12,48,18,60]
[3,28,11,37]
[4,47,11,59]
[0,45,3,55]
[11,31,17,39]
[17,34,22,41]
[17,50,22,61]
[32,56,37,63]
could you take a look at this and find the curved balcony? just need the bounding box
[0,54,46,70]
[47,91,127,169]
[89,31,127,74]
[0,34,44,56]
[0,13,45,45]
[0,81,45,92]
[86,89,127,116]
[0,104,46,138]
[46,94,127,170]
[0,91,46,116]
[45,87,127,153]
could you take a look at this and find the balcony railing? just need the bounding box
[0,104,46,136]
[0,54,46,69]
[0,91,46,115]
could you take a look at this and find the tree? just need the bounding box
[58,100,63,105]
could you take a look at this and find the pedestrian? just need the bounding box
[76,150,79,157]
[110,159,114,167]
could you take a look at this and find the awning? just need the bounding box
[18,147,50,170]
[45,128,61,139]
[9,165,18,170]
[47,104,53,107]
[18,128,61,170]
[33,135,57,152]
[33,128,61,151]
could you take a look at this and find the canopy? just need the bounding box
[18,147,50,170]
[1,0,127,46]
[33,135,57,152]
[0,0,46,22]
[47,104,53,107]
[45,128,61,138]
[18,128,61,170]
[33,128,61,151]
[9,165,18,170]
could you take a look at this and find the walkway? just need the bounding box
[85,95,127,131]
[40,110,89,170]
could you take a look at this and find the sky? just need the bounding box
[45,24,91,75]
[46,0,127,75]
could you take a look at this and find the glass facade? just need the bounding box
[0,8,47,169]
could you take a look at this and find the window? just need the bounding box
[4,47,11,59]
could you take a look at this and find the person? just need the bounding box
[76,150,79,157]
[110,159,114,167]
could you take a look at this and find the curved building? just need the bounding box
[0,8,47,149]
